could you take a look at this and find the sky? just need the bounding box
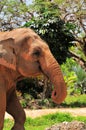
[26,0,32,5]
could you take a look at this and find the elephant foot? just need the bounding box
[11,123,25,130]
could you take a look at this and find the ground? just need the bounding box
[46,121,86,130]
[5,108,86,119]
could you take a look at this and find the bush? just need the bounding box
[17,92,86,109]
[17,77,44,99]
[61,58,86,95]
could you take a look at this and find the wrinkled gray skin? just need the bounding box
[0,28,67,130]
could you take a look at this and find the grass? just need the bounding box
[4,119,13,130]
[4,112,86,130]
[62,94,86,107]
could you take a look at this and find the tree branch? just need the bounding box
[20,0,24,3]
[69,50,86,71]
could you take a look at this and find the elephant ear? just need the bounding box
[0,38,16,70]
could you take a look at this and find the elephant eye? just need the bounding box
[33,50,40,56]
[32,47,41,57]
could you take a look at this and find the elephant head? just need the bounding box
[0,28,67,104]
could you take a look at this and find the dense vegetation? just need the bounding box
[18,93,86,109]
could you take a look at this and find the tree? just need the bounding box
[23,0,75,98]
[25,0,74,64]
[60,0,86,46]
[57,0,86,68]
[25,0,86,98]
[0,0,32,30]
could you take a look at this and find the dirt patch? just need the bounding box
[5,108,86,119]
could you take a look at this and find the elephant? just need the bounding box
[0,28,67,130]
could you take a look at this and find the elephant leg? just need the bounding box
[0,88,6,130]
[6,90,26,130]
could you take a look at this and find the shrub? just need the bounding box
[61,58,86,95]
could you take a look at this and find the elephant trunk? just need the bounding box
[40,52,67,104]
[49,61,67,104]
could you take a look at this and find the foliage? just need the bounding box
[60,0,86,55]
[70,46,86,61]
[17,91,86,109]
[30,0,86,56]
[61,58,77,94]
[0,0,28,14]
[24,17,74,64]
[61,58,86,95]
[24,1,75,64]
[73,66,86,94]
[0,0,31,30]
[17,78,43,99]
[4,112,86,130]
[30,0,61,17]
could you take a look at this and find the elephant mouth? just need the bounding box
[39,65,49,79]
